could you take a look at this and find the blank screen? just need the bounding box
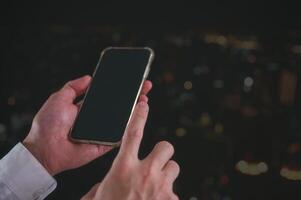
[71,48,152,143]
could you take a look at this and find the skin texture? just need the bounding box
[23,75,153,176]
[81,101,180,200]
[23,75,180,199]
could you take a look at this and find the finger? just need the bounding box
[81,182,101,200]
[141,80,152,95]
[170,194,179,200]
[119,101,149,158]
[59,75,92,103]
[138,94,148,103]
[145,141,174,169]
[77,143,113,162]
[163,160,180,185]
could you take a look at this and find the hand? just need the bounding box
[81,101,180,200]
[23,75,153,176]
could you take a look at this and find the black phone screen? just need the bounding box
[70,48,153,144]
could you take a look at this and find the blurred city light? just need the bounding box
[236,160,268,176]
[175,127,187,138]
[184,81,193,90]
[280,166,301,181]
[244,77,254,87]
[7,96,16,106]
[198,113,211,127]
[287,143,300,154]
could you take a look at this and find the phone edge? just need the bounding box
[68,47,154,146]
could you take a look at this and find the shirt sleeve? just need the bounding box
[0,142,57,200]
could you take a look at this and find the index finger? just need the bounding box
[119,101,149,158]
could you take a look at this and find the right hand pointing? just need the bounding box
[81,101,180,200]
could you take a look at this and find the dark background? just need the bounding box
[1,1,301,199]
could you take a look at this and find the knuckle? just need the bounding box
[64,85,75,95]
[114,157,133,170]
[140,167,157,190]
[141,161,158,180]
[127,128,142,140]
[59,82,75,95]
[136,104,149,118]
[137,110,146,118]
[64,81,72,88]
[49,92,58,99]
[144,162,157,177]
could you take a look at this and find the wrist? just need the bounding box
[22,140,56,176]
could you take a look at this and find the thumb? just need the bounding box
[59,75,92,103]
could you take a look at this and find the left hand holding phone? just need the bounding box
[23,75,152,176]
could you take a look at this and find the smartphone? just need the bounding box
[69,47,154,146]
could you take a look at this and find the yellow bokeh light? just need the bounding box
[175,127,187,137]
[184,81,193,90]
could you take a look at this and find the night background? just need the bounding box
[1,1,301,199]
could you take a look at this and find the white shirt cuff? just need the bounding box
[0,142,57,200]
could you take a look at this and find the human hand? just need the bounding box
[81,101,180,200]
[23,75,153,176]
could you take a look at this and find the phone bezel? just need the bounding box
[68,47,154,146]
